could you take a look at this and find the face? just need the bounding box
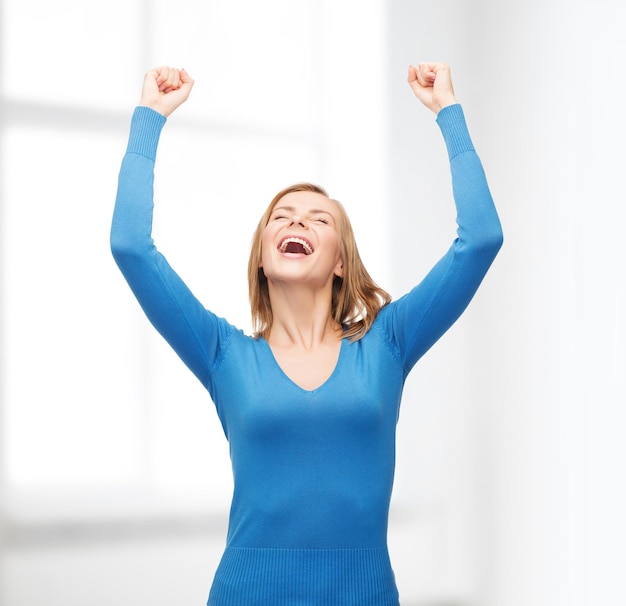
[260,191,344,288]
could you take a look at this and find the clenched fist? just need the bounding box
[139,66,194,117]
[407,63,457,114]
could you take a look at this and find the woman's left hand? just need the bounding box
[407,62,457,114]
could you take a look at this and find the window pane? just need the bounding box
[1,125,147,487]
[150,0,319,130]
[1,0,142,110]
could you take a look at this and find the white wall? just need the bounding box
[388,1,626,605]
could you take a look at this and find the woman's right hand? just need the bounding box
[139,66,194,117]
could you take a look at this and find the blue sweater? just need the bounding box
[111,104,502,605]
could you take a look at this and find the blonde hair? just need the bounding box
[248,183,391,341]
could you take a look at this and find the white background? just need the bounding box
[1,1,625,605]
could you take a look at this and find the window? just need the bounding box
[1,0,388,525]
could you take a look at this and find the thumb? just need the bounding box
[406,64,423,97]
[179,68,195,94]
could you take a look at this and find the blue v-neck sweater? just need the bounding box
[111,103,502,605]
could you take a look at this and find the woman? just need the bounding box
[111,62,503,606]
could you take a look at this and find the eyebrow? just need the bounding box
[272,205,334,217]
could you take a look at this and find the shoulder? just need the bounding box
[212,318,262,364]
[353,305,403,364]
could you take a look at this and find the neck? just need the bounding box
[267,282,341,349]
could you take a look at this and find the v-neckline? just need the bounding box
[261,336,346,393]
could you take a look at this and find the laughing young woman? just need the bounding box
[111,62,502,605]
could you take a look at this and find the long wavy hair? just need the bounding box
[248,183,391,341]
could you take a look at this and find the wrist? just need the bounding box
[138,97,168,117]
[434,96,458,114]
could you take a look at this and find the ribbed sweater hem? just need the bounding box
[126,106,166,160]
[207,546,400,606]
[436,103,475,160]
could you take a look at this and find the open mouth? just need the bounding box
[278,236,314,255]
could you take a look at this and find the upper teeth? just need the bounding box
[280,237,313,255]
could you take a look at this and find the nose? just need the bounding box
[290,216,307,229]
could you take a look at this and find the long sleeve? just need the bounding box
[111,106,232,387]
[382,103,503,373]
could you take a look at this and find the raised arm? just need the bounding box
[385,63,503,372]
[111,67,230,387]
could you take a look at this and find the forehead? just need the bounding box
[273,190,339,215]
